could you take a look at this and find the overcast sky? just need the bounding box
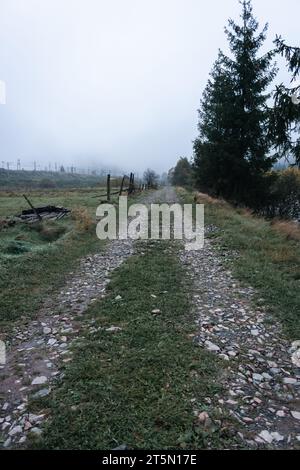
[0,0,299,174]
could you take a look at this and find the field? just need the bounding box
[0,169,102,190]
[0,187,108,330]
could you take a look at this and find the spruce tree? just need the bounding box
[270,38,300,166]
[194,0,277,206]
[193,56,239,198]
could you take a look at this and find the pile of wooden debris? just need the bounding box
[16,205,70,222]
[13,194,70,223]
[0,195,70,228]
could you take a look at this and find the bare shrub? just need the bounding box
[71,207,94,232]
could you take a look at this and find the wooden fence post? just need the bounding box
[107,174,111,202]
[119,175,126,196]
[128,172,133,195]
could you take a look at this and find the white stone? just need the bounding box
[228,351,237,357]
[43,327,51,335]
[28,413,44,424]
[255,437,265,444]
[31,376,47,385]
[219,354,230,361]
[292,350,300,368]
[283,377,297,385]
[291,411,300,420]
[3,437,11,448]
[253,373,263,382]
[267,361,278,368]
[205,341,220,352]
[47,338,57,346]
[24,421,32,431]
[271,432,284,442]
[106,326,122,332]
[251,329,259,336]
[258,430,274,444]
[227,400,238,405]
[9,425,23,436]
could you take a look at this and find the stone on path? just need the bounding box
[31,376,47,386]
[205,340,220,352]
[9,426,22,437]
[291,411,300,420]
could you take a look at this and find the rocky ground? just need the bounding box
[179,227,300,449]
[1,187,299,449]
[0,239,134,448]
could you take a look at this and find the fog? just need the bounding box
[0,0,299,174]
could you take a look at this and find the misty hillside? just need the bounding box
[0,169,102,190]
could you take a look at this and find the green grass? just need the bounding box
[178,188,300,340]
[0,189,106,330]
[0,188,149,330]
[0,187,116,218]
[0,169,102,191]
[0,227,103,329]
[30,240,235,450]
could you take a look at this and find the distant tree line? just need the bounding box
[143,168,159,188]
[170,0,300,217]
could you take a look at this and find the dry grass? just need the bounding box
[268,245,297,263]
[271,219,300,242]
[71,206,94,232]
[193,191,228,207]
[193,190,300,241]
